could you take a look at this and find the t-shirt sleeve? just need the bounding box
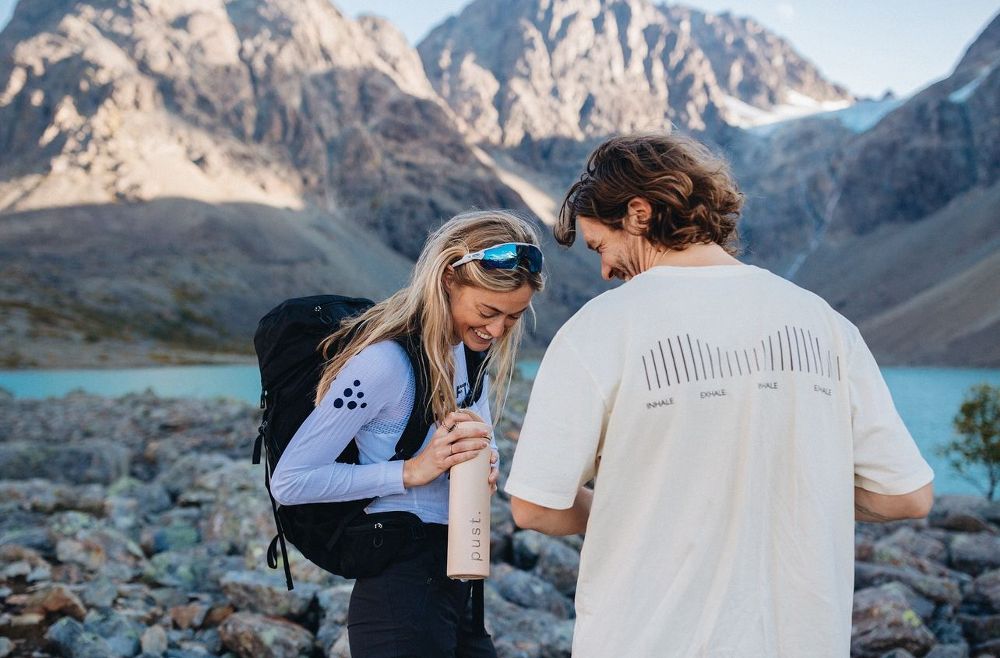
[505,330,607,509]
[269,341,410,506]
[847,326,934,495]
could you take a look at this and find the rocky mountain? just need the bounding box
[722,12,1000,366]
[0,0,994,368]
[0,0,605,367]
[0,0,521,255]
[417,0,851,146]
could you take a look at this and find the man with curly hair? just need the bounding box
[505,132,934,657]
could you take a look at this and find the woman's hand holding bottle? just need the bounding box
[402,410,492,488]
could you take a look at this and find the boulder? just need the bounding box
[155,454,236,499]
[484,587,573,658]
[0,479,106,515]
[0,440,130,485]
[140,521,201,556]
[532,538,580,598]
[170,602,209,630]
[855,562,962,607]
[80,578,118,610]
[492,564,574,619]
[491,496,515,560]
[970,569,1000,612]
[925,644,970,658]
[142,544,243,591]
[218,612,315,658]
[315,584,353,654]
[949,533,1000,576]
[930,512,996,534]
[82,609,144,658]
[140,624,169,656]
[851,584,937,658]
[875,526,948,562]
[0,544,52,584]
[22,583,87,620]
[511,530,548,570]
[219,570,319,618]
[932,496,1000,526]
[47,512,146,579]
[45,617,115,658]
[956,613,1000,647]
[928,606,967,646]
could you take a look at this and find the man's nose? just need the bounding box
[601,263,613,280]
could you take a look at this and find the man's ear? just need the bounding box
[624,197,653,235]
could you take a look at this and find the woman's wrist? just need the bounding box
[402,458,421,489]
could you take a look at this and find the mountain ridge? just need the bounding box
[0,0,995,367]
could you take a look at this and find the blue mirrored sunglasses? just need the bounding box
[451,242,544,273]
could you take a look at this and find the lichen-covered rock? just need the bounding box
[875,526,949,563]
[315,584,354,654]
[484,587,573,658]
[855,562,963,606]
[492,563,574,619]
[140,624,169,656]
[0,544,52,584]
[218,612,315,658]
[851,584,937,658]
[0,479,107,515]
[957,613,1000,648]
[45,617,115,658]
[925,644,970,658]
[491,495,515,560]
[219,570,319,618]
[142,543,243,591]
[970,569,1000,612]
[531,537,580,598]
[0,440,131,485]
[48,512,147,579]
[22,583,87,620]
[949,533,1000,576]
[82,609,144,658]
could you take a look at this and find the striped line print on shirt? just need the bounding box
[640,325,841,392]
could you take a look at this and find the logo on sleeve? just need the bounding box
[333,379,368,410]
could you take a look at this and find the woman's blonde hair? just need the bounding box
[315,210,545,425]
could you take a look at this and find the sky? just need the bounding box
[1,0,996,98]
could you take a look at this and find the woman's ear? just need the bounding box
[442,267,454,294]
[624,197,653,235]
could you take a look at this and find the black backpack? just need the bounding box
[252,295,487,589]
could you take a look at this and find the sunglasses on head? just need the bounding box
[451,242,544,273]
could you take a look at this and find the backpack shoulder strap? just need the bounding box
[390,333,434,461]
[463,345,488,407]
[388,336,491,459]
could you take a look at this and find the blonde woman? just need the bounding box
[270,210,545,658]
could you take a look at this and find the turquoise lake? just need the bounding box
[1,364,998,497]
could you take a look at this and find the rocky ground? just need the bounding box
[0,385,999,658]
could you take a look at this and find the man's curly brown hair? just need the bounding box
[557,132,744,253]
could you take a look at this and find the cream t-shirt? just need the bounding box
[505,264,933,658]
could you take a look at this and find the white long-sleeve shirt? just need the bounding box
[270,340,494,524]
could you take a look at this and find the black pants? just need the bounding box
[347,523,497,658]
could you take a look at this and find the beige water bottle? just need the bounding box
[447,434,491,579]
